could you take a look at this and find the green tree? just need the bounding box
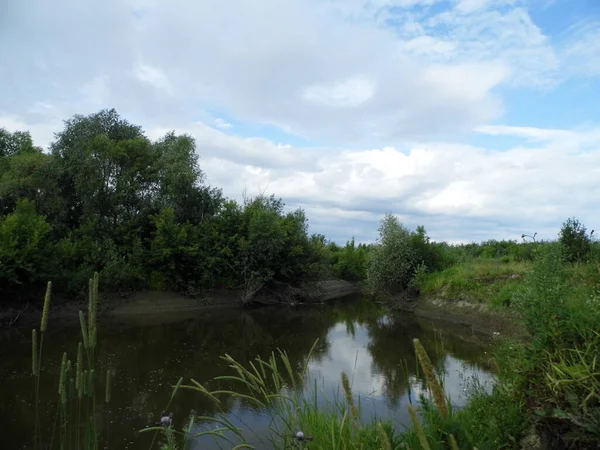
[0,199,53,290]
[559,217,591,263]
[366,214,419,294]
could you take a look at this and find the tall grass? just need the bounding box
[31,272,113,450]
[155,337,509,449]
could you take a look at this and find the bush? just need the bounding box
[559,217,592,263]
[366,214,419,294]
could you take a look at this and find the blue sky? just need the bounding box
[1,0,600,243]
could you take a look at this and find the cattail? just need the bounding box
[40,281,52,333]
[32,330,38,376]
[376,422,392,450]
[105,370,112,404]
[413,339,448,418]
[88,369,95,398]
[449,434,459,450]
[76,342,83,392]
[341,371,360,427]
[79,310,89,349]
[408,404,431,450]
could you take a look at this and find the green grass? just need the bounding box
[420,259,532,307]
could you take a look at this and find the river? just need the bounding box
[1,297,494,449]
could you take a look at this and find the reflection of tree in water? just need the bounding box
[364,313,490,408]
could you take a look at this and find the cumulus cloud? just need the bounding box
[1,0,600,243]
[191,122,600,243]
[2,0,585,146]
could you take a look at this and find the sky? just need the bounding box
[1,0,600,244]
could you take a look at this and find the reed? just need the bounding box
[407,404,431,450]
[413,338,448,418]
[30,272,112,450]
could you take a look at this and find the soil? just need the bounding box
[2,280,362,329]
[412,296,528,340]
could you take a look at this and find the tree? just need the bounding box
[559,217,592,263]
[0,199,53,291]
[366,214,419,294]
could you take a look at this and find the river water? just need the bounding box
[1,298,494,449]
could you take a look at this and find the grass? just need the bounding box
[30,273,113,450]
[153,337,518,450]
[420,259,532,307]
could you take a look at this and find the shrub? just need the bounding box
[559,217,592,263]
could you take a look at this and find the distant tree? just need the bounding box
[366,214,418,294]
[559,217,591,263]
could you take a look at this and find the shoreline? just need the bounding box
[3,280,526,341]
[412,295,527,340]
[1,280,362,329]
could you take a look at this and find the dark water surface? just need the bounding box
[1,298,494,449]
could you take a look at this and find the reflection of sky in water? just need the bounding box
[187,318,494,449]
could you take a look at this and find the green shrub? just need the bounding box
[559,217,592,263]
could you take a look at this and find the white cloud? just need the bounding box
[303,77,376,108]
[213,118,233,129]
[2,0,600,243]
[133,62,173,94]
[0,0,568,146]
[162,120,600,243]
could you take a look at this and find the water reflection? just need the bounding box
[0,298,494,449]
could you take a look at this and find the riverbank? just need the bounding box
[407,258,532,340]
[2,279,361,329]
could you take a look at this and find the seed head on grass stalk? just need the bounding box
[41,281,51,333]
[81,370,88,398]
[79,311,89,349]
[413,338,448,418]
[88,369,95,398]
[448,434,459,450]
[408,404,431,450]
[32,330,38,376]
[105,370,112,404]
[88,275,98,349]
[341,371,360,427]
[377,422,392,450]
[76,342,83,391]
[58,352,68,395]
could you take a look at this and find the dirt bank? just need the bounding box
[5,280,361,329]
[413,296,528,340]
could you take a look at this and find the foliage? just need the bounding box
[366,214,420,294]
[559,217,592,263]
[329,238,369,281]
[0,111,327,304]
[366,215,454,294]
[0,199,53,288]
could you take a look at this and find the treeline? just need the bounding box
[335,214,596,295]
[0,110,339,302]
[1,108,595,304]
